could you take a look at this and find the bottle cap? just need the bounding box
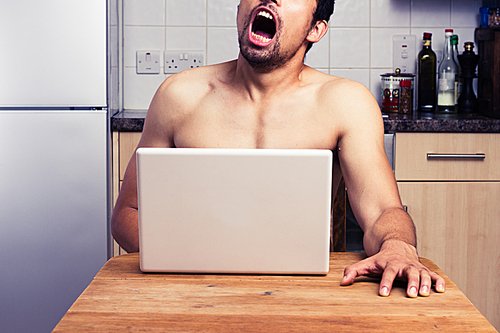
[464,42,474,52]
[399,80,412,87]
[423,32,432,39]
[445,28,454,34]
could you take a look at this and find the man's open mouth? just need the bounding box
[249,8,277,47]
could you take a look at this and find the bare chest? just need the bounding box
[172,100,338,150]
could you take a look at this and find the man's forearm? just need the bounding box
[362,207,417,256]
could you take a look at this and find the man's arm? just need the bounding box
[111,78,177,253]
[330,80,445,297]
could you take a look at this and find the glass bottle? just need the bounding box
[452,35,462,105]
[417,32,437,113]
[437,29,458,113]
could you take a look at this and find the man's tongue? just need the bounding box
[254,30,273,40]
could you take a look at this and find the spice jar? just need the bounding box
[399,80,413,114]
[380,68,415,113]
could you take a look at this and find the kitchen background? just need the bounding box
[112,0,482,111]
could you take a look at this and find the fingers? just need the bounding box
[432,271,446,293]
[403,265,421,298]
[418,270,431,297]
[342,259,446,298]
[379,265,398,297]
[406,267,446,297]
[340,258,383,286]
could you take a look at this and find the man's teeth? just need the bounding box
[258,11,274,21]
[252,32,271,43]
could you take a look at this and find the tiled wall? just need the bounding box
[121,0,482,110]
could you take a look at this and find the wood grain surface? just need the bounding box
[53,253,496,332]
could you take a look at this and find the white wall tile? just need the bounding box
[412,0,451,28]
[305,30,330,69]
[371,28,410,68]
[371,0,410,28]
[166,0,206,26]
[330,69,370,89]
[123,68,166,109]
[207,27,239,65]
[330,28,370,68]
[207,0,239,27]
[451,0,481,28]
[124,0,165,26]
[330,0,370,28]
[124,26,165,68]
[166,27,206,51]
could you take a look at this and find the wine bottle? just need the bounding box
[437,29,458,113]
[417,32,437,112]
[452,34,462,105]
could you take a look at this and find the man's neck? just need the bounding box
[232,53,308,102]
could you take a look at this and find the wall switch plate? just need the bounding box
[137,51,160,74]
[393,35,416,74]
[164,51,204,74]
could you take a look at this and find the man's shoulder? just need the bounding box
[157,61,235,104]
[303,68,382,130]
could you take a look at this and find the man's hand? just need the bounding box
[340,239,446,297]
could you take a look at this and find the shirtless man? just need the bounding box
[112,0,446,298]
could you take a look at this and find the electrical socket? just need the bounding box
[164,51,204,74]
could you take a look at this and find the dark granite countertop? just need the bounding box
[112,110,500,133]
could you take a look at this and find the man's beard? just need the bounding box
[238,14,298,72]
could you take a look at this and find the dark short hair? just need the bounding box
[306,0,335,53]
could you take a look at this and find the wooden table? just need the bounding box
[54,253,496,332]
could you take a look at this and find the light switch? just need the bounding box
[392,35,416,74]
[137,51,160,74]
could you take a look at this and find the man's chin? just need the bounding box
[239,44,286,72]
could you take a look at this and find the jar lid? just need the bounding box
[380,72,415,78]
[400,80,412,87]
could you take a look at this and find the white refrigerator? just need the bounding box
[0,1,109,332]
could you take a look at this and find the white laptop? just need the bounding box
[136,148,332,275]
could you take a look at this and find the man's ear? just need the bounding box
[306,20,328,43]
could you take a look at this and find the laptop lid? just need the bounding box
[136,148,332,275]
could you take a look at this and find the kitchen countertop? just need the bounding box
[111,110,500,133]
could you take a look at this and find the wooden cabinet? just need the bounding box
[111,131,142,256]
[395,132,500,330]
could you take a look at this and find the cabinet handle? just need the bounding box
[427,153,486,160]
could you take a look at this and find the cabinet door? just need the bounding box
[112,132,142,256]
[398,182,500,329]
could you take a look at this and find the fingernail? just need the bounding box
[409,286,418,298]
[437,284,445,293]
[341,275,346,284]
[380,287,389,297]
[421,285,429,295]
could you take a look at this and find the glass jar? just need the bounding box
[380,69,415,113]
[399,80,413,114]
[489,7,500,27]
